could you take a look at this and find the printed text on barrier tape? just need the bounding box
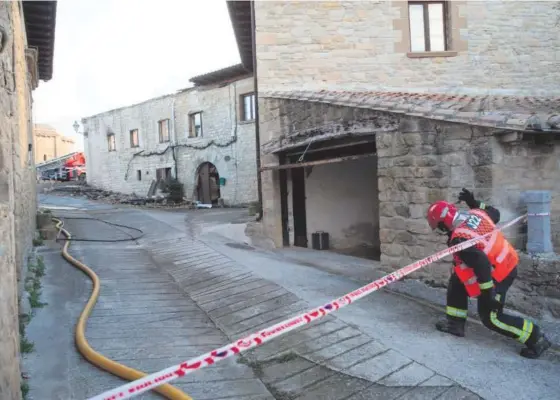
[88,214,526,400]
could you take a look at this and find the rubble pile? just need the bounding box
[47,184,196,209]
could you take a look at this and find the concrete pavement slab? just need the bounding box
[345,385,440,400]
[377,361,435,386]
[420,374,454,386]
[271,364,335,397]
[297,333,373,362]
[294,373,372,400]
[202,284,282,313]
[324,341,389,370]
[172,379,270,400]
[209,288,290,319]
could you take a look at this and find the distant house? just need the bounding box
[33,124,76,163]
[82,64,258,206]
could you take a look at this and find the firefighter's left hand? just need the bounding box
[458,188,478,209]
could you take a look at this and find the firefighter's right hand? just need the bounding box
[458,188,478,209]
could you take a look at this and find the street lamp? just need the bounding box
[73,120,80,134]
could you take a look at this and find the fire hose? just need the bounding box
[88,213,530,400]
[52,217,193,400]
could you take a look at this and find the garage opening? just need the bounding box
[195,162,221,205]
[265,138,380,261]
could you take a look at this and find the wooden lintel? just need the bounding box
[260,153,376,172]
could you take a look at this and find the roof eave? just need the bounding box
[226,0,253,70]
[188,63,251,86]
[22,1,57,81]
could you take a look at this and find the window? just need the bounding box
[43,154,47,161]
[189,112,203,138]
[408,1,447,52]
[137,170,142,181]
[241,93,256,121]
[130,129,139,147]
[158,119,170,143]
[107,134,116,151]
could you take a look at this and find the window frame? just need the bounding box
[130,129,139,148]
[189,112,203,138]
[158,119,170,143]
[240,92,256,122]
[408,1,448,53]
[107,133,116,152]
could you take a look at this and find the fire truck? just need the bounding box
[37,151,86,182]
[62,152,86,181]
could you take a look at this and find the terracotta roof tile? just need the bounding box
[261,90,560,132]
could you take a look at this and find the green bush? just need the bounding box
[21,381,29,399]
[167,179,184,203]
[20,336,34,354]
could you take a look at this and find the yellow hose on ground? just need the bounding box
[52,218,192,400]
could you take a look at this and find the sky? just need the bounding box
[32,0,241,151]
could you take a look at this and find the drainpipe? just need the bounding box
[251,0,263,221]
[171,98,178,179]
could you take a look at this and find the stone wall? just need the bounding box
[512,253,560,320]
[376,118,560,290]
[492,134,560,251]
[255,0,560,96]
[375,117,499,282]
[82,76,258,205]
[0,2,38,399]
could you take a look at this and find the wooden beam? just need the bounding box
[285,139,374,157]
[260,153,376,171]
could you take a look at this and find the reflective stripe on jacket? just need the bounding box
[451,209,518,297]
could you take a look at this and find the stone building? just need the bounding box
[0,1,57,398]
[82,64,258,205]
[227,1,560,314]
[33,123,76,163]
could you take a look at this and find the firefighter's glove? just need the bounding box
[458,188,478,209]
[479,287,501,312]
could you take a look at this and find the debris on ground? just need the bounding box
[43,183,196,209]
[195,201,212,209]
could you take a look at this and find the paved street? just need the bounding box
[24,194,560,400]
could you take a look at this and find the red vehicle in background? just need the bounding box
[63,152,86,181]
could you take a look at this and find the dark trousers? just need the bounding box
[446,267,540,346]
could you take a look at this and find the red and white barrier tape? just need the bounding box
[88,214,527,400]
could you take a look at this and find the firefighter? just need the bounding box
[426,189,551,359]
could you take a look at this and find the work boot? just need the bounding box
[435,316,465,337]
[520,333,552,359]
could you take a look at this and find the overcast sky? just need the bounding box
[32,0,241,150]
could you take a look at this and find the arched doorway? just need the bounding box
[195,162,220,205]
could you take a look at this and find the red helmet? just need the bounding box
[427,200,458,231]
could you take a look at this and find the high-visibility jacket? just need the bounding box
[450,209,518,297]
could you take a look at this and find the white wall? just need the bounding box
[287,156,379,253]
[81,76,258,205]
